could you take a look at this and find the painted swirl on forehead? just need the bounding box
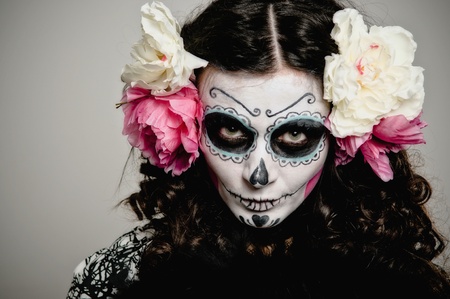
[209,87,316,118]
[266,93,316,117]
[210,87,261,116]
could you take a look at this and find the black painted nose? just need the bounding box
[249,158,269,186]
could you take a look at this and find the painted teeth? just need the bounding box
[223,183,303,212]
[241,198,281,212]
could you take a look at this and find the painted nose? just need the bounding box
[249,158,269,186]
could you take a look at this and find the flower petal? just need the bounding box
[335,133,371,157]
[373,114,427,144]
[360,140,394,182]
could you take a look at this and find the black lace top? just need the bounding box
[67,224,153,299]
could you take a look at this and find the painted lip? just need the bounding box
[223,184,304,212]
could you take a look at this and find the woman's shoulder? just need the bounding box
[66,222,155,299]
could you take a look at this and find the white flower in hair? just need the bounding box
[323,8,426,182]
[118,1,208,176]
[324,8,424,138]
[121,1,208,95]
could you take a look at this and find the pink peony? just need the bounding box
[121,82,203,176]
[330,113,426,182]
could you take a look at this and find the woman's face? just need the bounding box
[198,68,330,228]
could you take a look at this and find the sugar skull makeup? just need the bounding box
[198,68,330,228]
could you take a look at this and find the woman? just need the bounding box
[67,0,450,297]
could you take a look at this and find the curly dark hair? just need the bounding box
[118,0,450,297]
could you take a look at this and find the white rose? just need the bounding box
[121,1,208,95]
[324,8,424,138]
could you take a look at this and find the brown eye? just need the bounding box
[276,130,308,146]
[219,125,244,140]
[270,118,325,158]
[204,112,256,154]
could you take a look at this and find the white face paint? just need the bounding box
[198,68,330,228]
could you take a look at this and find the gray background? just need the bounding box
[1,0,449,298]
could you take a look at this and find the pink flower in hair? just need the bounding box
[329,114,427,181]
[119,2,208,175]
[121,83,203,176]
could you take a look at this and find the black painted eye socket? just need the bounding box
[204,112,256,154]
[270,118,325,158]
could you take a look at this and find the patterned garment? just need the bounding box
[66,223,154,299]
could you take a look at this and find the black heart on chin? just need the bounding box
[252,215,269,227]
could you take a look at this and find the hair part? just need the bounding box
[182,0,344,77]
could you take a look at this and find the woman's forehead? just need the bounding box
[199,68,328,118]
